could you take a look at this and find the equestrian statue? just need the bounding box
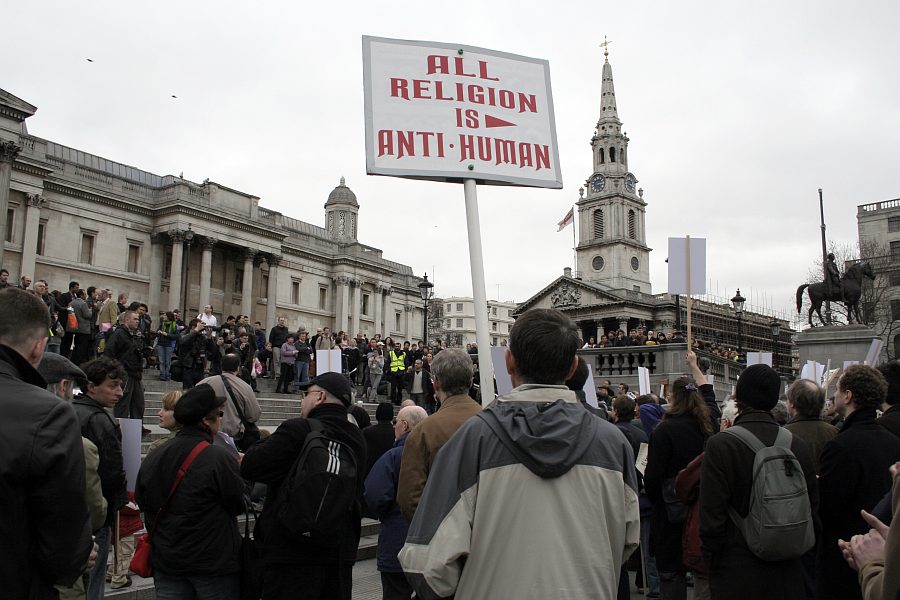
[796,257,876,326]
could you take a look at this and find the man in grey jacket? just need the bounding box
[399,308,640,599]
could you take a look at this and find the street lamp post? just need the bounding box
[182,228,195,318]
[418,273,434,346]
[770,318,782,375]
[731,288,746,358]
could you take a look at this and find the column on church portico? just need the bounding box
[168,231,185,315]
[618,317,629,334]
[148,234,164,313]
[350,279,361,336]
[0,141,22,269]
[241,249,256,317]
[340,277,351,334]
[265,256,280,329]
[20,193,45,281]
[373,284,384,337]
[404,305,413,342]
[198,237,217,311]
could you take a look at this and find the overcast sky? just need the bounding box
[4,0,897,330]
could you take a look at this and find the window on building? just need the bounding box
[446,303,451,313]
[492,337,498,345]
[362,293,370,315]
[318,286,327,309]
[446,319,451,329]
[36,220,47,256]
[892,299,900,321]
[609,146,616,162]
[163,248,172,279]
[5,208,15,242]
[890,271,900,287]
[126,244,140,273]
[593,208,604,238]
[492,322,497,331]
[492,307,497,316]
[80,232,95,264]
[291,280,300,305]
[456,318,463,328]
[395,311,401,331]
[890,217,900,233]
[233,268,244,293]
[261,274,268,299]
[598,147,605,164]
[892,241,900,262]
[628,209,636,239]
[456,303,463,312]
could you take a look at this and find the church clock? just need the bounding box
[591,174,605,193]
[624,173,636,193]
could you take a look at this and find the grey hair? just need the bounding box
[398,405,428,429]
[430,348,474,396]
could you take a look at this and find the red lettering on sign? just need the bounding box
[518,143,533,168]
[479,60,500,81]
[412,79,431,99]
[459,135,475,161]
[426,55,450,75]
[519,94,537,113]
[494,139,517,165]
[454,56,476,78]
[535,145,550,170]
[397,131,415,158]
[378,130,394,156]
[434,81,454,101]
[467,85,484,104]
[390,78,409,100]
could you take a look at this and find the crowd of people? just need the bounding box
[4,277,900,600]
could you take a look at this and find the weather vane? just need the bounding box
[600,36,613,59]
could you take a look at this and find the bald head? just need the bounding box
[394,405,428,439]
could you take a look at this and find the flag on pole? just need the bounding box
[557,207,574,231]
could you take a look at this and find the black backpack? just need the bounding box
[275,419,358,546]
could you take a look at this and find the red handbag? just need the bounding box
[130,441,209,577]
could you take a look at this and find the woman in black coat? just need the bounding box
[644,351,719,600]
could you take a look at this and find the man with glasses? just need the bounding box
[241,372,366,599]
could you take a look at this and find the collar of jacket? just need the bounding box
[436,393,480,411]
[73,394,108,410]
[0,344,46,388]
[308,402,349,420]
[787,415,829,425]
[883,404,900,415]
[177,425,215,443]
[841,407,878,430]
[500,384,578,404]
[393,432,410,448]
[733,408,778,426]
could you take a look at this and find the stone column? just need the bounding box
[373,284,384,336]
[20,193,45,281]
[198,237,217,311]
[148,234,164,313]
[241,249,256,317]
[168,231,185,316]
[618,317,629,334]
[404,305,413,342]
[383,287,393,335]
[350,279,361,336]
[338,277,351,334]
[265,256,280,329]
[0,141,22,269]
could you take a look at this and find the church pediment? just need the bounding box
[0,88,38,122]
[515,275,625,315]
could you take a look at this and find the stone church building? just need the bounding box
[0,88,426,338]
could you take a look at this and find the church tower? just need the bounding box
[575,44,651,293]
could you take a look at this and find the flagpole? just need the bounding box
[572,205,577,273]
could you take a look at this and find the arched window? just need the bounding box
[598,147,605,164]
[593,208,604,238]
[628,209,636,239]
[609,147,616,162]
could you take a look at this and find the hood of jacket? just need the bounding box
[482,385,598,479]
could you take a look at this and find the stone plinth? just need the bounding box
[795,325,877,369]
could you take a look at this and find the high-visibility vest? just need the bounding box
[389,351,406,373]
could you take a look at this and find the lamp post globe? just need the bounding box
[731,289,746,357]
[770,318,781,375]
[418,273,434,346]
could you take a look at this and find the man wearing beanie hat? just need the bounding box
[135,384,246,598]
[241,372,366,599]
[699,364,819,599]
[363,402,397,478]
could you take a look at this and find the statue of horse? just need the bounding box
[796,261,876,326]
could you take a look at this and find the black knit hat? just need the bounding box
[375,402,394,423]
[174,384,225,425]
[735,364,781,411]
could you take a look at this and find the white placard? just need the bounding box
[584,363,599,408]
[635,443,649,476]
[637,367,651,396]
[118,418,143,493]
[667,237,707,295]
[706,374,714,386]
[800,360,825,383]
[491,346,514,396]
[745,352,773,367]
[316,349,343,374]
[864,338,884,365]
[843,360,859,371]
[363,36,562,188]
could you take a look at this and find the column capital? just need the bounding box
[169,229,186,243]
[201,237,218,250]
[150,232,167,245]
[243,248,258,261]
[0,140,22,164]
[267,255,282,268]
[404,305,414,313]
[349,277,363,288]
[334,275,350,286]
[25,193,45,208]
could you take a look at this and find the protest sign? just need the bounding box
[316,349,343,374]
[864,338,884,365]
[745,352,773,367]
[119,418,142,493]
[584,363,599,408]
[667,237,707,348]
[491,346,514,396]
[637,367,651,396]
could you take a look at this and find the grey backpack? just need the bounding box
[723,426,814,561]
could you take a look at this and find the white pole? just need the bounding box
[464,179,496,406]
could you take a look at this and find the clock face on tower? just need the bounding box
[591,175,605,193]
[624,173,636,193]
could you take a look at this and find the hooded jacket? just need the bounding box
[399,384,640,600]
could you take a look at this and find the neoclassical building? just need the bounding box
[0,87,426,339]
[516,50,794,373]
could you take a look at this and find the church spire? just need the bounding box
[597,36,620,128]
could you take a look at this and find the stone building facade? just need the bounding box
[0,87,426,339]
[857,198,900,358]
[438,297,517,347]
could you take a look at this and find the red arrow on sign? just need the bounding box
[484,114,517,128]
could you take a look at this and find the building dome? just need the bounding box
[325,176,358,208]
